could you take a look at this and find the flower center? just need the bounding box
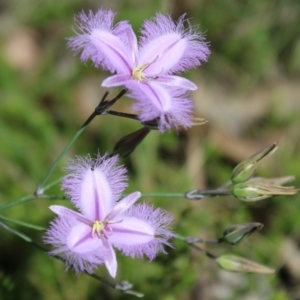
[92,220,106,237]
[91,219,122,239]
[132,65,148,81]
[132,56,159,81]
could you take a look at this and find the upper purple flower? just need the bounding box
[44,154,173,278]
[68,9,210,131]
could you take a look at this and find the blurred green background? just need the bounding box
[1,0,300,299]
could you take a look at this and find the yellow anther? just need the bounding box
[92,220,105,237]
[132,56,159,81]
[132,60,156,81]
[132,65,147,81]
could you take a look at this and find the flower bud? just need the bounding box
[113,127,150,158]
[231,142,278,183]
[216,255,275,274]
[190,117,208,127]
[223,223,263,245]
[249,176,295,185]
[233,180,298,202]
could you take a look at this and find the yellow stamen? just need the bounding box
[92,220,105,237]
[132,65,147,81]
[132,56,159,81]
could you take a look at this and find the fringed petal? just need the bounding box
[129,82,193,132]
[111,203,174,260]
[68,9,133,74]
[139,13,210,74]
[61,154,128,219]
[104,244,118,278]
[44,217,108,275]
[106,192,141,221]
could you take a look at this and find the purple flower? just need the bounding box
[44,154,173,278]
[68,9,210,131]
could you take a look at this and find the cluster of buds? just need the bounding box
[231,142,298,202]
[184,222,275,274]
[183,143,298,276]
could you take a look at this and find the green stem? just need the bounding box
[175,234,217,259]
[184,236,221,244]
[133,189,235,200]
[138,189,232,200]
[188,243,218,260]
[36,89,127,195]
[185,188,232,200]
[140,193,185,198]
[217,179,233,190]
[0,195,35,211]
[42,178,62,192]
[0,215,45,230]
[0,221,32,242]
[35,110,98,195]
[0,194,67,211]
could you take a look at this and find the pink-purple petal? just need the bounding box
[129,83,193,132]
[79,168,113,220]
[139,33,186,75]
[156,75,197,90]
[129,81,172,112]
[67,223,103,253]
[44,216,107,275]
[104,244,117,278]
[111,204,174,260]
[105,192,141,220]
[62,154,128,220]
[89,30,133,74]
[125,204,174,237]
[139,13,210,74]
[68,9,135,74]
[108,217,155,245]
[49,205,91,225]
[102,74,132,87]
[113,22,138,66]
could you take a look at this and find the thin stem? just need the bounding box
[95,89,127,114]
[184,236,222,244]
[36,90,127,195]
[85,272,116,289]
[107,110,161,131]
[133,191,233,199]
[0,194,67,211]
[35,110,98,194]
[0,195,36,211]
[42,178,62,192]
[40,194,68,200]
[140,193,185,198]
[106,110,139,120]
[0,215,45,230]
[185,188,233,200]
[188,243,217,260]
[0,221,32,242]
[217,180,233,190]
[175,234,217,259]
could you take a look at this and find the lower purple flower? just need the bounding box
[44,154,173,278]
